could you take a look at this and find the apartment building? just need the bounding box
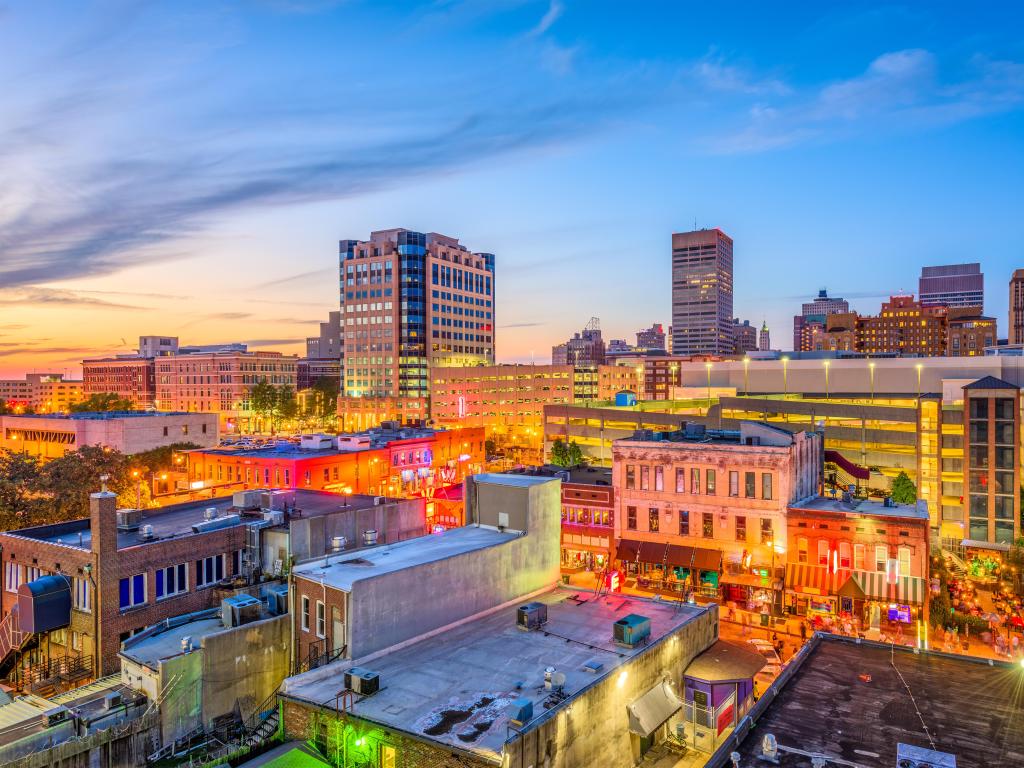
[0,373,83,413]
[612,421,822,609]
[82,357,156,409]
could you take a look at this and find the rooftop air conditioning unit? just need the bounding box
[103,691,123,711]
[373,496,386,506]
[116,509,143,531]
[265,584,289,616]
[344,667,380,695]
[517,602,548,631]
[613,614,651,648]
[233,490,260,510]
[263,509,284,526]
[40,707,68,728]
[221,593,262,628]
[204,507,218,521]
[896,744,957,768]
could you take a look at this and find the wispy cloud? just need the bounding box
[706,49,1024,153]
[690,52,790,96]
[0,287,148,310]
[500,321,545,328]
[529,0,563,37]
[240,337,305,346]
[250,268,334,290]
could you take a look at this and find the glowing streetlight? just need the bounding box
[823,360,831,401]
[781,356,790,399]
[705,361,713,415]
[742,356,750,396]
[868,361,876,403]
[915,363,923,399]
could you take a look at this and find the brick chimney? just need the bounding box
[89,483,119,558]
[89,479,119,675]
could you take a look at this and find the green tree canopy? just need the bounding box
[70,392,135,412]
[889,471,917,505]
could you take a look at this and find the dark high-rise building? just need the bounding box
[1010,270,1024,345]
[552,318,605,366]
[731,318,757,354]
[793,289,850,351]
[919,263,983,310]
[671,228,733,355]
[635,323,666,352]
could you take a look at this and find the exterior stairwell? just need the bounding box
[0,605,32,677]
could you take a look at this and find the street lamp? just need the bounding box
[868,361,876,403]
[781,356,790,399]
[915,363,923,399]
[704,362,713,415]
[823,360,831,401]
[742,356,750,397]
[132,469,141,508]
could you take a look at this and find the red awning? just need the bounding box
[786,564,849,595]
[666,545,722,572]
[616,539,641,561]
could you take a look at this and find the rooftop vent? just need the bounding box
[116,509,143,531]
[613,614,651,648]
[181,636,193,653]
[331,535,347,553]
[232,490,260,510]
[509,698,533,726]
[139,524,155,541]
[191,514,241,534]
[516,602,548,631]
[203,507,218,521]
[883,496,896,508]
[222,593,262,628]
[897,743,957,768]
[344,667,380,695]
[362,529,378,546]
[265,583,289,616]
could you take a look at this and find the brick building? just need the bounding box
[82,357,156,409]
[785,496,930,627]
[612,421,822,611]
[0,374,84,413]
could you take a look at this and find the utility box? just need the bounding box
[613,614,651,648]
[18,575,72,635]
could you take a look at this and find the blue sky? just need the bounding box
[2,1,1023,372]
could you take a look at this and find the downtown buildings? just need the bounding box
[1010,269,1024,344]
[919,262,984,309]
[793,289,850,352]
[551,318,606,365]
[671,228,734,356]
[0,373,83,413]
[336,229,495,429]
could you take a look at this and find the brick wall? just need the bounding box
[293,578,346,668]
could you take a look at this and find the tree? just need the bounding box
[889,471,917,505]
[250,380,278,432]
[38,445,135,521]
[0,450,44,527]
[308,377,340,429]
[70,392,134,412]
[550,439,584,468]
[276,386,299,429]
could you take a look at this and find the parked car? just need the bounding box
[748,639,783,671]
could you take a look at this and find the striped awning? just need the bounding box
[851,571,926,604]
[786,564,849,595]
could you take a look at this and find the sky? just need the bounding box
[2,1,1024,376]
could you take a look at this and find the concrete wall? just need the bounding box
[347,478,562,660]
[506,605,719,768]
[3,711,161,768]
[288,498,426,563]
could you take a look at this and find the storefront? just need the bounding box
[615,539,722,596]
[720,572,782,613]
[784,563,850,616]
[842,570,928,627]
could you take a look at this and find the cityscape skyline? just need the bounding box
[3,2,1024,377]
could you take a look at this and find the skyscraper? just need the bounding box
[731,318,757,354]
[919,263,983,310]
[759,320,770,351]
[793,289,850,351]
[338,229,495,402]
[552,318,605,366]
[1010,270,1024,345]
[671,228,733,355]
[635,323,666,352]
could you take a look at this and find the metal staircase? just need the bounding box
[0,605,30,672]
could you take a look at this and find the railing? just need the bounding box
[22,654,93,692]
[296,642,347,675]
[0,604,26,664]
[824,450,871,480]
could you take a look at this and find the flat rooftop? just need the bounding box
[790,495,930,520]
[4,489,398,551]
[292,523,518,591]
[733,636,1024,766]
[282,588,707,761]
[1,410,197,421]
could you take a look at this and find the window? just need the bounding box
[817,540,829,566]
[797,537,808,564]
[316,600,326,638]
[4,562,20,593]
[626,465,635,489]
[735,516,746,542]
[702,512,714,538]
[25,566,42,583]
[196,554,225,588]
[675,468,685,493]
[874,545,887,572]
[654,466,664,492]
[690,468,700,494]
[761,473,773,500]
[381,745,397,768]
[73,577,91,612]
[854,544,866,570]
[648,508,659,532]
[679,510,689,536]
[119,573,146,610]
[729,471,739,497]
[640,466,650,491]
[301,596,310,632]
[71,631,82,652]
[760,518,773,545]
[232,549,242,576]
[898,546,912,576]
[839,542,851,569]
[706,469,716,495]
[626,506,637,530]
[156,563,187,600]
[744,472,756,498]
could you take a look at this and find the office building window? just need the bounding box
[316,600,326,638]
[626,506,637,530]
[73,577,91,613]
[119,573,146,610]
[874,545,887,572]
[839,542,851,569]
[4,562,20,593]
[690,468,700,494]
[735,516,746,542]
[648,508,659,532]
[196,554,225,588]
[760,518,773,545]
[640,466,650,491]
[798,537,808,564]
[898,546,912,576]
[702,512,714,538]
[854,544,865,570]
[156,563,187,600]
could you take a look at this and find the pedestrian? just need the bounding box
[799,621,808,642]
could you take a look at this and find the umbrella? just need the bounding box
[982,612,1003,624]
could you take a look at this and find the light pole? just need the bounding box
[742,356,750,396]
[781,356,790,400]
[915,363,923,399]
[705,362,712,416]
[132,470,141,508]
[868,361,875,403]
[823,360,831,401]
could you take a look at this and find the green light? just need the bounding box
[355,738,365,747]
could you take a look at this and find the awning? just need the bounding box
[666,545,722,572]
[616,539,641,561]
[786,564,849,595]
[627,681,682,737]
[639,541,668,563]
[720,573,780,590]
[851,571,926,604]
